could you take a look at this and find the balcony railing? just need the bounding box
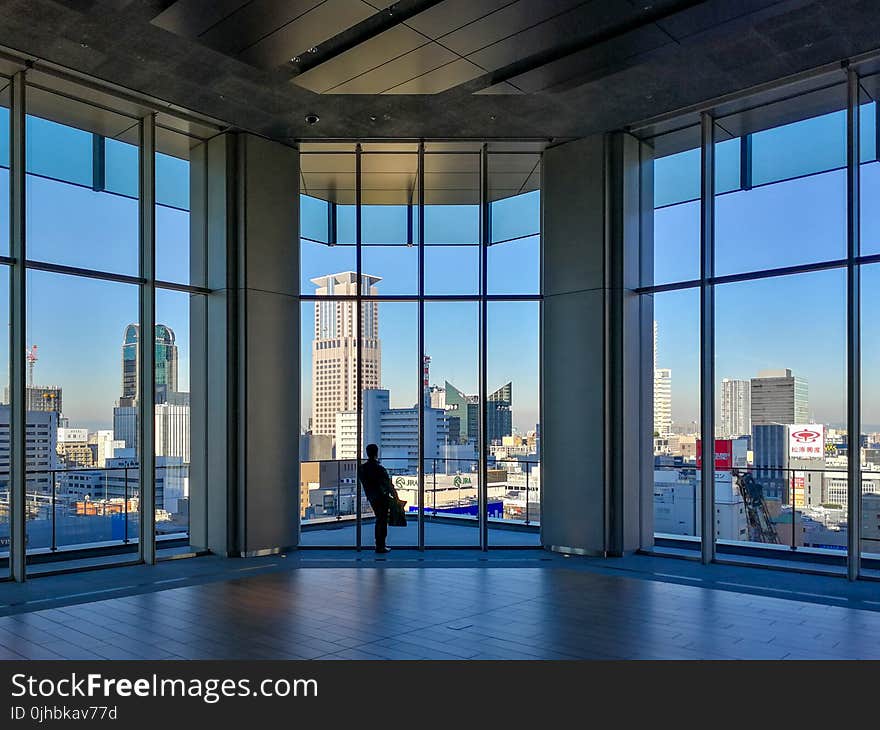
[300,456,540,528]
[0,463,191,559]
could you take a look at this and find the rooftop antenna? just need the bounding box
[26,345,37,388]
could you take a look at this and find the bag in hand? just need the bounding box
[388,493,407,527]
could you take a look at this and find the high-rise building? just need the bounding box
[750,368,808,427]
[653,321,672,437]
[120,323,179,407]
[3,385,63,414]
[310,272,382,437]
[488,382,513,444]
[0,405,58,497]
[720,379,751,438]
[443,381,479,444]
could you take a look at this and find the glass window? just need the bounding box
[25,271,140,560]
[424,153,480,295]
[362,301,418,547]
[653,146,701,286]
[423,301,480,546]
[26,88,139,276]
[715,101,847,277]
[155,289,192,553]
[360,152,418,295]
[299,296,356,547]
[300,153,356,294]
[156,129,197,285]
[652,288,700,545]
[489,153,540,295]
[0,265,9,573]
[714,269,846,555]
[487,301,540,545]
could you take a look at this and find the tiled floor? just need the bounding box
[0,550,879,659]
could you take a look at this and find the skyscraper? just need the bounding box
[720,378,751,438]
[488,382,513,444]
[311,272,381,437]
[750,369,808,427]
[120,324,179,407]
[653,321,672,436]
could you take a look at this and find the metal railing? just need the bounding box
[0,463,191,554]
[300,456,540,527]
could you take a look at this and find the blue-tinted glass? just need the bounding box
[362,205,410,244]
[0,105,8,168]
[489,235,539,295]
[337,205,356,243]
[424,205,479,244]
[27,111,139,274]
[861,105,880,255]
[301,194,328,242]
[716,163,845,275]
[104,138,138,198]
[751,110,846,185]
[715,137,740,194]
[301,242,356,293]
[654,148,700,207]
[491,189,539,242]
[861,102,876,163]
[654,200,700,286]
[26,116,92,186]
[424,246,479,295]
[156,152,189,209]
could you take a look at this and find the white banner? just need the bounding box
[789,424,824,460]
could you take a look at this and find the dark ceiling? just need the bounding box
[0,0,879,142]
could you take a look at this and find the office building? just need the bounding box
[750,369,808,427]
[56,427,94,468]
[120,324,179,407]
[335,388,449,473]
[487,382,513,445]
[720,379,751,438]
[310,272,381,438]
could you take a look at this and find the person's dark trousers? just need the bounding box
[368,495,389,550]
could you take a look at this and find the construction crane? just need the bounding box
[26,345,37,388]
[733,470,779,544]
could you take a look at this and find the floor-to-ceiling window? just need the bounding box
[298,142,542,549]
[0,69,212,578]
[642,70,880,577]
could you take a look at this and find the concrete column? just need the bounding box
[541,132,652,556]
[192,132,300,556]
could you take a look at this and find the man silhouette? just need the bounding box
[358,443,393,553]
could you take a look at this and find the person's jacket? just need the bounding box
[358,459,393,503]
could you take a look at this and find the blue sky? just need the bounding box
[653,105,880,430]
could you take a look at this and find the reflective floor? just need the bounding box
[0,551,879,659]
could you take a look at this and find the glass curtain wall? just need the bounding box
[643,73,880,576]
[0,71,210,579]
[299,143,542,549]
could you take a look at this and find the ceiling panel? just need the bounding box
[405,0,514,40]
[466,1,634,73]
[294,24,426,93]
[384,58,484,94]
[152,0,251,38]
[331,43,457,94]
[508,24,673,93]
[197,0,326,56]
[238,0,377,69]
[439,0,585,57]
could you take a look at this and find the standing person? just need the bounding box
[358,443,393,553]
